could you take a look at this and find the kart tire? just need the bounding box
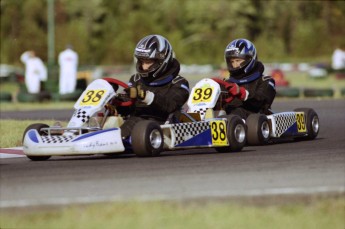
[22,123,51,161]
[131,120,163,157]
[340,88,345,97]
[293,108,319,140]
[215,115,246,153]
[246,114,270,145]
[17,92,38,102]
[276,87,300,98]
[303,88,334,97]
[51,90,83,101]
[0,92,12,102]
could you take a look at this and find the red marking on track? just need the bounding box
[0,148,24,155]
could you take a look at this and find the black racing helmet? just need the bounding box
[134,34,173,78]
[224,38,257,76]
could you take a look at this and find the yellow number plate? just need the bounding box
[191,87,214,104]
[80,89,106,106]
[295,112,307,132]
[210,120,228,146]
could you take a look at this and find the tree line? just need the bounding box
[1,0,344,67]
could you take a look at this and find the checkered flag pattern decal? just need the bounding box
[172,121,209,145]
[273,112,296,137]
[42,135,74,144]
[190,108,207,120]
[73,109,90,123]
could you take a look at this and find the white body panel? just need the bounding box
[68,79,116,128]
[23,128,125,156]
[187,78,221,120]
[267,112,303,138]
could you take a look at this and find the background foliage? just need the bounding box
[1,0,345,67]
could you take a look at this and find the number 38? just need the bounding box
[211,121,226,141]
[81,90,105,104]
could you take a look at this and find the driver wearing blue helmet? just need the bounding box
[222,38,276,119]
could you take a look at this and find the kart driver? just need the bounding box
[221,38,276,119]
[120,34,190,139]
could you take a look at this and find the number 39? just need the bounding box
[193,88,213,101]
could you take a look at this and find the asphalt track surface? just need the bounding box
[0,99,344,208]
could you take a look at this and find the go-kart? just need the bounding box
[211,78,320,145]
[22,77,247,161]
[245,107,319,145]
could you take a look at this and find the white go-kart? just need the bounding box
[22,77,319,161]
[22,77,247,161]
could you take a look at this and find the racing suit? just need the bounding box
[223,61,276,119]
[120,59,190,138]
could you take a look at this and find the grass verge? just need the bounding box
[1,195,344,229]
[0,119,66,148]
[0,101,74,111]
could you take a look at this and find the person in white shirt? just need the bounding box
[58,45,79,94]
[20,51,47,94]
[332,46,345,71]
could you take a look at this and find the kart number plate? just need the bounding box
[80,89,106,106]
[295,112,307,132]
[210,120,228,146]
[191,86,214,104]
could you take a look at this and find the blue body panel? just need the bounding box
[176,129,213,147]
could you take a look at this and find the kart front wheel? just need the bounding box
[216,115,246,153]
[246,114,270,145]
[294,108,319,140]
[131,120,164,157]
[23,123,51,161]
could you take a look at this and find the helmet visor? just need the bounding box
[136,58,161,75]
[226,56,251,71]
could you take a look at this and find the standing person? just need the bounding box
[58,44,78,94]
[331,45,345,71]
[120,34,190,139]
[20,51,47,94]
[221,38,276,119]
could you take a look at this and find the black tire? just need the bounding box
[293,108,320,140]
[276,87,300,98]
[0,92,12,102]
[246,114,270,145]
[17,92,40,102]
[215,115,246,153]
[303,88,334,97]
[131,120,164,157]
[51,89,83,102]
[340,88,345,97]
[23,123,51,161]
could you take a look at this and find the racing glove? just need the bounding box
[226,83,249,101]
[127,85,155,105]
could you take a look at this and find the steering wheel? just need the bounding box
[211,77,234,103]
[103,77,134,107]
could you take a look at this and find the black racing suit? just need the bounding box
[223,61,276,119]
[120,59,190,138]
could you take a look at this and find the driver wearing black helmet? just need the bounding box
[120,34,190,139]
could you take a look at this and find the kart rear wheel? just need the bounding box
[131,120,163,157]
[23,123,51,161]
[216,115,246,153]
[246,114,270,145]
[293,108,319,140]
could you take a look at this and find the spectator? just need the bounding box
[20,51,47,94]
[58,44,78,94]
[332,45,345,71]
